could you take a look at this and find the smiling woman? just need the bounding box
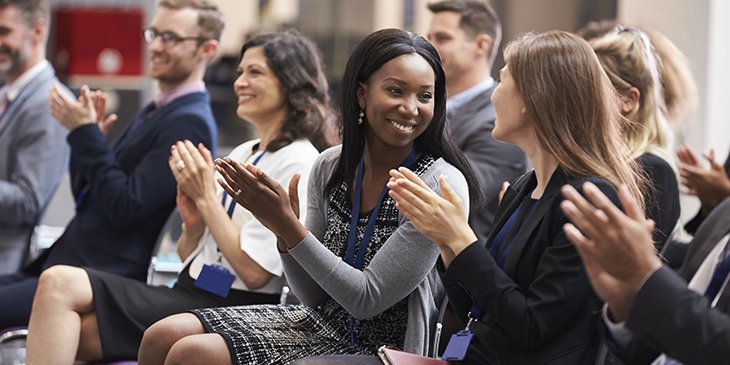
[136,28,481,365]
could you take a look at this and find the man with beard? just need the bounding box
[0,0,222,328]
[0,0,69,275]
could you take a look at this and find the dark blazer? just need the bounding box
[637,153,679,250]
[447,86,528,243]
[614,198,730,365]
[0,65,70,274]
[31,91,217,281]
[442,169,618,364]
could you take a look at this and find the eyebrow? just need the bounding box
[383,76,434,89]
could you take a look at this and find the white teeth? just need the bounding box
[238,95,254,102]
[388,120,414,132]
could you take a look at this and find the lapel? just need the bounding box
[485,171,535,251]
[0,66,55,134]
[680,200,730,282]
[501,169,570,276]
[447,85,495,129]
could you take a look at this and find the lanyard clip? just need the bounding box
[465,311,478,331]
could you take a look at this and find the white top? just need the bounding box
[1,60,51,102]
[185,139,320,295]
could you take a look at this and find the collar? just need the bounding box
[153,81,206,108]
[446,77,494,112]
[1,60,51,102]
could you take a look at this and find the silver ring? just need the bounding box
[234,189,242,197]
[175,160,186,171]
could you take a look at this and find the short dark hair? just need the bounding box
[0,0,49,26]
[326,28,481,207]
[240,30,336,153]
[159,0,224,41]
[428,0,502,66]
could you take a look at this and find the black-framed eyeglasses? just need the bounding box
[143,27,207,47]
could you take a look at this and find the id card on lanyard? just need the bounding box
[194,150,266,298]
[345,147,417,348]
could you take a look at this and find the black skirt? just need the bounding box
[86,265,280,362]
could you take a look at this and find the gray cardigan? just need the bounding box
[281,145,470,355]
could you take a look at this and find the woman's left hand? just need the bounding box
[169,140,217,206]
[215,157,307,247]
[387,167,476,254]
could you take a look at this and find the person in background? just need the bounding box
[387,30,645,364]
[137,28,480,365]
[0,0,221,328]
[427,0,527,242]
[0,0,70,274]
[560,182,730,365]
[24,30,332,365]
[587,26,680,250]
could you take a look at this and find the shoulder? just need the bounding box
[423,157,468,194]
[637,153,676,179]
[312,145,342,172]
[562,175,620,205]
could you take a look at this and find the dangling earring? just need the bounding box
[357,110,364,125]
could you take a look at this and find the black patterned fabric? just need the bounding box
[191,154,436,365]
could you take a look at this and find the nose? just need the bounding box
[234,74,249,91]
[398,96,418,117]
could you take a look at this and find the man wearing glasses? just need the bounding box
[0,0,223,328]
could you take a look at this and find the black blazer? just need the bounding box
[441,169,618,364]
[615,198,730,364]
[28,92,217,281]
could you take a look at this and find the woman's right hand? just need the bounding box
[387,167,477,258]
[169,140,218,207]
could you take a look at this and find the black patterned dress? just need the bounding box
[191,154,436,365]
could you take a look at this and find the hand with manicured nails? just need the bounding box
[215,157,307,249]
[387,166,476,266]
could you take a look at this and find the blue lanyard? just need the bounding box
[221,151,265,217]
[345,147,417,347]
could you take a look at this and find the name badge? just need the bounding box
[441,330,474,361]
[194,264,235,298]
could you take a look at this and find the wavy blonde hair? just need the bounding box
[504,30,645,209]
[589,27,676,169]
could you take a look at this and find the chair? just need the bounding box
[26,172,76,264]
[146,207,183,286]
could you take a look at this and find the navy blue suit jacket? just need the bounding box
[32,91,217,281]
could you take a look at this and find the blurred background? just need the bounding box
[43,0,729,225]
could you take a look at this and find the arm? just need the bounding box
[0,104,68,225]
[623,265,730,364]
[67,114,212,230]
[285,161,466,319]
[172,141,275,289]
[391,170,617,348]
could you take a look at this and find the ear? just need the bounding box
[474,34,492,58]
[31,19,47,44]
[619,87,640,115]
[356,82,367,110]
[199,39,220,61]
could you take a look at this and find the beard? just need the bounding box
[0,45,29,78]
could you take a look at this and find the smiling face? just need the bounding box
[0,6,35,80]
[491,66,531,145]
[357,53,435,152]
[233,46,286,125]
[146,7,205,89]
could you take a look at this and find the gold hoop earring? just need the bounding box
[357,110,364,125]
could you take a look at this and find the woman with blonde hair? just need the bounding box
[386,30,645,364]
[588,26,680,249]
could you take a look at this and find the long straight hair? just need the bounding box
[504,31,646,209]
[325,28,482,207]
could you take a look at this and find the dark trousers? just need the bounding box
[0,271,39,328]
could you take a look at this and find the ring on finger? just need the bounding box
[234,189,242,197]
[175,160,186,171]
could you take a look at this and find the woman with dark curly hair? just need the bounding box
[25,30,333,364]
